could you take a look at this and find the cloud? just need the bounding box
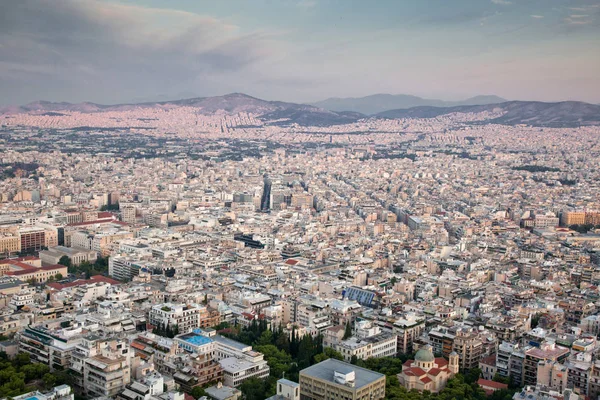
[297,0,317,7]
[491,0,512,5]
[530,15,544,19]
[565,14,593,25]
[0,0,277,104]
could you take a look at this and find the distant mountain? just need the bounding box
[2,94,599,128]
[311,94,507,115]
[0,93,366,127]
[376,101,600,128]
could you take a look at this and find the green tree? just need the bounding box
[190,386,207,399]
[55,273,63,280]
[255,344,293,378]
[314,347,344,363]
[465,367,482,384]
[343,321,353,340]
[275,331,291,354]
[256,329,274,346]
[239,377,269,400]
[42,372,57,389]
[298,334,316,368]
[493,373,510,384]
[58,256,71,268]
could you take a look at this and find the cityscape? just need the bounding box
[1,1,600,400]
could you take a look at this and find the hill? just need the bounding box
[376,101,600,128]
[0,93,366,127]
[311,94,507,115]
[2,94,599,128]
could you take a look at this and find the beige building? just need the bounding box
[299,358,386,400]
[397,345,459,393]
[561,211,586,226]
[0,234,20,256]
[39,246,97,266]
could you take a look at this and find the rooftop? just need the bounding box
[300,358,384,389]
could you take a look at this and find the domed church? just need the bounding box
[397,345,459,393]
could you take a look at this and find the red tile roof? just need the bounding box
[428,368,443,376]
[477,379,508,390]
[5,264,65,276]
[403,367,426,377]
[420,376,433,384]
[480,354,497,366]
[47,275,120,290]
[285,259,299,265]
[435,357,448,367]
[0,260,35,270]
[7,256,38,262]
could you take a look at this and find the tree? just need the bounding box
[58,256,71,268]
[314,347,344,363]
[465,367,482,384]
[239,377,269,400]
[55,273,63,280]
[493,373,509,384]
[275,331,290,354]
[297,334,316,368]
[43,372,57,389]
[190,386,207,399]
[255,344,293,378]
[343,321,353,340]
[256,329,274,346]
[531,313,541,329]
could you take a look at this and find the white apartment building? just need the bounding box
[149,303,208,334]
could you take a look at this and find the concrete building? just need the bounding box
[393,314,425,354]
[149,303,210,334]
[299,358,386,400]
[39,245,97,266]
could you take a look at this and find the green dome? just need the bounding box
[415,347,435,362]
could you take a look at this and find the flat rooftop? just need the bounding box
[300,358,385,389]
[178,332,213,347]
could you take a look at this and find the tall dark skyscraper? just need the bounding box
[260,176,271,212]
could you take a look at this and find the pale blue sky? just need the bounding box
[1,0,599,105]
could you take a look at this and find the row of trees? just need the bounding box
[212,321,345,400]
[187,320,521,400]
[58,255,109,278]
[385,369,517,400]
[152,323,180,338]
[569,224,600,234]
[0,352,71,398]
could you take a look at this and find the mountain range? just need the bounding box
[376,101,600,127]
[2,93,599,128]
[311,94,507,115]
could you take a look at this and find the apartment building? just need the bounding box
[73,338,132,398]
[18,325,83,370]
[523,341,569,386]
[149,303,211,334]
[428,325,486,371]
[393,314,425,354]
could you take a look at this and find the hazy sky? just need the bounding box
[1,0,599,106]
